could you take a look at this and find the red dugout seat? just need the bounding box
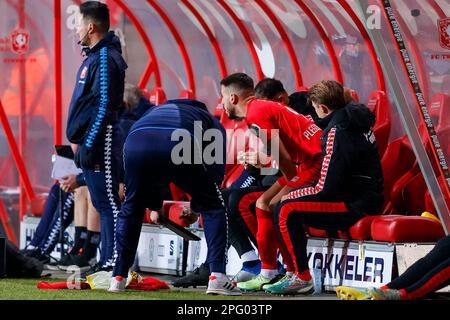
[387,93,450,215]
[143,200,190,226]
[369,93,450,242]
[367,90,391,159]
[371,215,445,242]
[381,136,416,214]
[30,194,47,217]
[168,202,194,227]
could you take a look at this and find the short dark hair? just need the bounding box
[220,73,254,93]
[308,80,346,110]
[80,1,110,34]
[255,78,286,100]
[288,91,318,121]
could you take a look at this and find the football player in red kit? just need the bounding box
[220,73,323,292]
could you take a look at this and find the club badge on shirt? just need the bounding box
[80,66,88,79]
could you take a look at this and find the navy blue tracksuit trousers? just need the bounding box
[113,128,227,277]
[29,184,74,254]
[82,125,123,267]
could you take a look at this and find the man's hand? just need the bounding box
[60,175,79,193]
[150,208,169,224]
[237,151,269,169]
[179,206,199,224]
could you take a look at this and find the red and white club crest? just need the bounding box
[80,66,88,79]
[11,29,29,55]
[438,18,450,50]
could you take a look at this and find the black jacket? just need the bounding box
[288,103,384,215]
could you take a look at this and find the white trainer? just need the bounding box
[206,275,241,296]
[108,276,127,293]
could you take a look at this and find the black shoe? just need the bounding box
[38,254,51,264]
[26,248,43,259]
[80,263,113,279]
[172,263,210,288]
[58,253,96,272]
[57,254,76,271]
[59,252,76,265]
[20,248,38,256]
[27,249,51,264]
[46,253,73,271]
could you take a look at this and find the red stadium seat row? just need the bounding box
[143,199,445,243]
[382,93,450,216]
[307,214,444,242]
[306,92,448,242]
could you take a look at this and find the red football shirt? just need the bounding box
[245,98,322,172]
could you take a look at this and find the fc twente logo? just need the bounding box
[11,29,29,55]
[438,18,450,50]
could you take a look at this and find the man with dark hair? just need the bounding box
[255,78,289,105]
[220,73,323,292]
[66,1,127,274]
[255,79,317,122]
[271,80,384,295]
[288,91,318,122]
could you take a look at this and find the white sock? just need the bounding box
[211,272,226,279]
[286,271,294,277]
[241,250,258,263]
[260,269,278,279]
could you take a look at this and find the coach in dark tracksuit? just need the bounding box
[66,2,127,271]
[272,80,384,294]
[112,99,234,285]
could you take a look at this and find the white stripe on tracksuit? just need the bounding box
[104,124,120,267]
[41,192,75,253]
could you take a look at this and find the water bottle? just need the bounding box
[312,263,322,295]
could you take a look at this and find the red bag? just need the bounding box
[126,277,170,291]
